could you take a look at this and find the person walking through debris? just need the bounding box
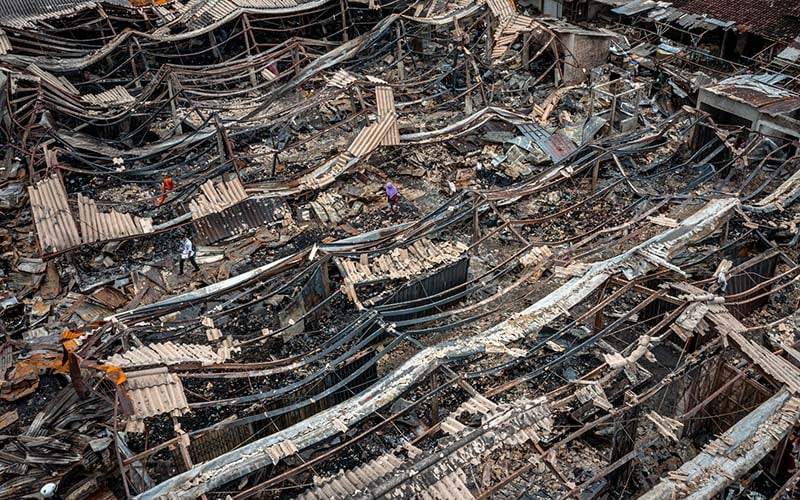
[385,181,400,213]
[179,236,200,275]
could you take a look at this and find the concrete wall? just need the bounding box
[697,88,760,127]
[559,33,610,83]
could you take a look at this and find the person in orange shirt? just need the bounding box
[156,177,174,206]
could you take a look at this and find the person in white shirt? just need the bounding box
[179,237,200,275]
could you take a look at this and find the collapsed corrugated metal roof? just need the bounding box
[0,0,129,28]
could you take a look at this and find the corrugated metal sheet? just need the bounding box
[0,30,10,55]
[728,331,800,394]
[189,176,248,219]
[0,345,12,379]
[185,422,254,465]
[517,122,578,163]
[193,196,288,244]
[337,239,468,283]
[380,257,470,322]
[82,86,135,106]
[179,0,305,28]
[0,0,128,29]
[706,75,800,110]
[77,193,152,243]
[326,69,358,89]
[297,453,404,500]
[25,63,79,96]
[491,14,540,59]
[486,0,515,19]
[106,342,230,369]
[611,0,658,16]
[348,111,397,157]
[28,174,81,253]
[124,367,190,425]
[376,86,400,146]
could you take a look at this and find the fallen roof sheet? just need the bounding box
[189,177,249,220]
[517,122,578,163]
[28,174,81,253]
[336,238,469,284]
[124,367,190,431]
[77,194,153,244]
[107,342,231,369]
[193,196,289,244]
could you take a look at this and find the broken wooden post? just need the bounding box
[608,391,640,491]
[241,15,258,88]
[167,75,182,135]
[396,24,406,80]
[593,279,610,333]
[209,32,221,62]
[465,60,473,114]
[128,40,141,89]
[339,0,349,42]
[430,370,440,426]
[522,32,531,69]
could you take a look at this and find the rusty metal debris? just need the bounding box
[1,0,800,499]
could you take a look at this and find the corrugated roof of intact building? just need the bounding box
[704,74,800,115]
[0,0,130,28]
[670,0,800,43]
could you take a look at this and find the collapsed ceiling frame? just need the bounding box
[2,0,800,499]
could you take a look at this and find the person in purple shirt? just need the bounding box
[385,181,400,213]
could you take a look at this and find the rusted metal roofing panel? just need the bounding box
[77,193,152,243]
[124,367,190,424]
[28,174,81,253]
[107,342,230,369]
[517,122,578,163]
[193,196,288,244]
[376,86,400,146]
[705,75,800,111]
[187,422,254,465]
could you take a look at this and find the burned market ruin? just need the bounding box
[2,0,800,499]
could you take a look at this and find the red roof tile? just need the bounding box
[671,0,800,43]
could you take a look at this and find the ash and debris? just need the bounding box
[1,0,800,499]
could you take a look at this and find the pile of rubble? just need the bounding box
[1,0,800,499]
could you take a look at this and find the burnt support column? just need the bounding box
[609,391,640,491]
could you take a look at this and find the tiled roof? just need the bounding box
[671,0,800,43]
